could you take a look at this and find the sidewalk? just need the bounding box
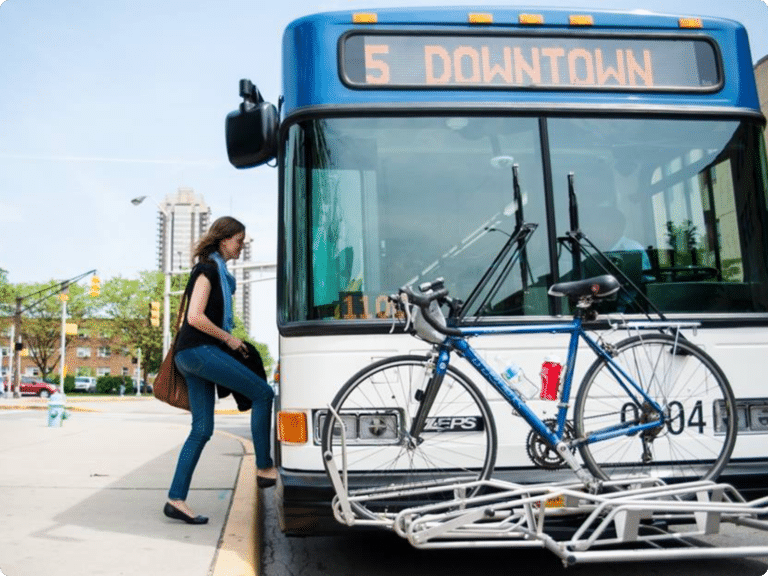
[0,395,258,576]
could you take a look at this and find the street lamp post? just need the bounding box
[131,195,172,358]
[60,290,67,394]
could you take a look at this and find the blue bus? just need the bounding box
[226,7,768,535]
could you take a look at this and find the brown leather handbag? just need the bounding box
[153,290,190,411]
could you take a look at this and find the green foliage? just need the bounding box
[0,268,12,310]
[96,375,135,395]
[12,280,94,379]
[101,271,189,376]
[4,270,275,382]
[62,374,76,394]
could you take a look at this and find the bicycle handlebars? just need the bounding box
[394,280,462,339]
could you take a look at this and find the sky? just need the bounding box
[1,0,767,353]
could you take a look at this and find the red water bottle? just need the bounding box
[540,355,562,401]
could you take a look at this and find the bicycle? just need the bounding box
[320,225,737,520]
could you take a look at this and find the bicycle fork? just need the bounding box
[407,349,447,448]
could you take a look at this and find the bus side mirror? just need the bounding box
[225,79,278,168]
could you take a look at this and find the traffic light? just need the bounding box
[89,276,101,297]
[149,301,161,327]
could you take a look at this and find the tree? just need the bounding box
[5,269,275,381]
[100,271,186,377]
[15,281,92,379]
[0,268,13,345]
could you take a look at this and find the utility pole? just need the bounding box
[11,296,22,398]
[131,195,172,357]
[59,288,69,394]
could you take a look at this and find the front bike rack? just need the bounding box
[324,409,768,566]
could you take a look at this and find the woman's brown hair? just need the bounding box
[194,216,246,262]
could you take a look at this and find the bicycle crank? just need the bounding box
[526,419,576,470]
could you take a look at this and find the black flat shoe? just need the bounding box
[257,475,276,488]
[164,502,209,525]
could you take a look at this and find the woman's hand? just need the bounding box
[224,334,248,356]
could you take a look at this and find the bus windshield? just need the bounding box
[281,115,768,323]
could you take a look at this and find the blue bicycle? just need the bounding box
[321,224,737,518]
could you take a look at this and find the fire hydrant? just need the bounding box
[47,392,67,427]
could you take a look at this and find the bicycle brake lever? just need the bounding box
[401,293,413,333]
[388,293,412,334]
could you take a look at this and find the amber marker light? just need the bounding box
[519,14,544,25]
[278,411,309,444]
[679,17,703,28]
[352,12,377,24]
[468,12,493,24]
[569,14,594,26]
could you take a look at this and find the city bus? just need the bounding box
[225,7,768,535]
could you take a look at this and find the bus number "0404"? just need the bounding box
[621,400,707,435]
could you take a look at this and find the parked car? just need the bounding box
[74,376,97,393]
[3,377,58,398]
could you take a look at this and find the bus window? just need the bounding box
[282,116,549,323]
[550,118,768,314]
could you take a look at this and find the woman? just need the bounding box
[164,216,276,525]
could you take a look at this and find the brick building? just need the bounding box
[1,318,137,381]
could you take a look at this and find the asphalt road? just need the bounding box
[210,410,768,576]
[257,477,768,576]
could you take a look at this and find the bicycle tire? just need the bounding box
[321,355,497,519]
[574,333,736,483]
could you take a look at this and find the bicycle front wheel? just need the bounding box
[321,355,497,519]
[574,334,736,483]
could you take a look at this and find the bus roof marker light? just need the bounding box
[278,411,309,444]
[569,14,594,26]
[679,17,703,29]
[519,14,544,25]
[468,13,493,24]
[352,12,377,24]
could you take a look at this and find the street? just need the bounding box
[2,398,764,576]
[259,485,768,576]
[225,409,768,576]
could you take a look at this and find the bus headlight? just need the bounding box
[358,414,398,440]
[314,410,401,445]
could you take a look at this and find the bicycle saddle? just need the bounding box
[548,274,620,300]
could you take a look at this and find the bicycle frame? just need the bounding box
[413,317,667,454]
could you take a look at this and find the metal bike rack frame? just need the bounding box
[324,409,768,566]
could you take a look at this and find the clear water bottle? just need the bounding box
[496,358,538,400]
[501,361,522,387]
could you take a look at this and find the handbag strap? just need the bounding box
[173,281,191,333]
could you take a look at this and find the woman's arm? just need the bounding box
[186,274,246,353]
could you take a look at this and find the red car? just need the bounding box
[3,377,58,398]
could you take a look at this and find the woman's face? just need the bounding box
[219,231,246,261]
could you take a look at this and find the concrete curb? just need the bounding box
[211,430,258,576]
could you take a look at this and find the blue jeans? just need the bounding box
[169,345,275,501]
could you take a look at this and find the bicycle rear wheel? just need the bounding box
[321,355,497,520]
[574,334,736,483]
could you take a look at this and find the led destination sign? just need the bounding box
[341,33,720,91]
